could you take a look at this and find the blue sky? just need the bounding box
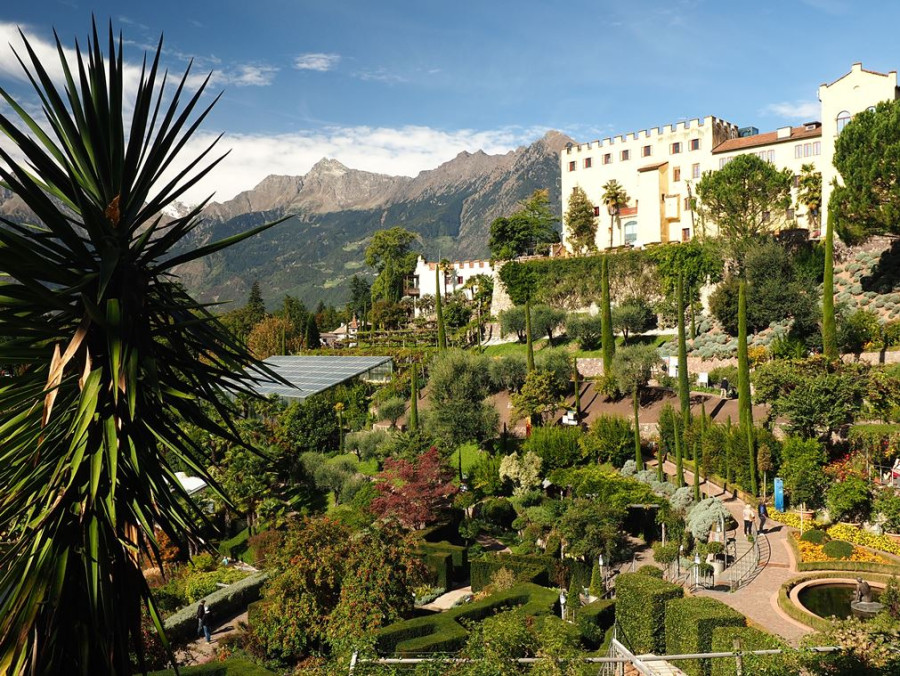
[0,0,897,203]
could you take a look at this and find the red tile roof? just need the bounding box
[637,160,669,172]
[712,124,821,154]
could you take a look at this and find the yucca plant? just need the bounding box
[0,22,283,674]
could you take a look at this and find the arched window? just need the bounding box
[836,110,851,133]
[623,220,638,244]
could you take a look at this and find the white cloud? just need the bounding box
[355,67,407,84]
[293,53,340,72]
[218,64,278,87]
[157,125,548,206]
[761,100,821,120]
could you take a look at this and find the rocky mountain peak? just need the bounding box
[306,157,349,178]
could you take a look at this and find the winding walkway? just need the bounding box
[653,458,814,645]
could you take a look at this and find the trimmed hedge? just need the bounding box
[469,553,555,592]
[164,572,267,644]
[577,599,615,650]
[637,565,664,578]
[419,540,468,585]
[822,539,853,560]
[375,583,558,656]
[422,550,452,589]
[799,529,828,545]
[709,626,785,676]
[614,572,683,654]
[148,657,276,675]
[665,597,746,676]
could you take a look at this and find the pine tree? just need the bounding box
[737,280,758,495]
[601,256,614,377]
[409,364,419,432]
[435,264,447,350]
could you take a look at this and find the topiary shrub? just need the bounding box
[478,497,517,531]
[664,597,746,676]
[577,599,615,649]
[800,529,829,545]
[822,539,854,560]
[709,626,785,676]
[637,565,664,578]
[614,572,683,654]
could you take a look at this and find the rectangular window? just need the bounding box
[682,228,691,242]
[767,150,775,163]
[795,146,803,159]
[568,161,576,171]
[813,141,821,155]
[593,206,600,217]
[692,163,700,179]
[786,208,795,220]
[671,142,682,154]
[719,157,727,169]
[803,143,811,158]
[642,145,652,157]
[684,197,691,210]
[793,175,800,188]
[673,167,681,182]
[584,157,592,169]
[603,153,612,165]
[690,138,700,151]
[621,149,630,161]
[624,221,637,244]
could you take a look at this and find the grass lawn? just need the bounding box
[449,442,485,477]
[327,451,379,476]
[149,656,276,675]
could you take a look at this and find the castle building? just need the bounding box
[560,63,900,252]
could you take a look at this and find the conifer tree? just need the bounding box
[822,221,838,359]
[409,364,419,432]
[677,273,690,424]
[565,186,598,254]
[737,280,758,495]
[435,265,447,350]
[589,562,604,597]
[601,256,614,377]
[674,417,685,488]
[247,280,267,325]
[304,314,321,349]
[525,299,535,372]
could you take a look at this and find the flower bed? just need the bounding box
[770,510,819,533]
[826,523,900,557]
[792,532,889,564]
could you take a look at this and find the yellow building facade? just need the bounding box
[560,63,899,252]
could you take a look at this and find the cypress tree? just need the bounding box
[676,272,691,424]
[573,358,581,421]
[633,383,643,470]
[674,416,684,488]
[737,280,758,495]
[600,256,614,377]
[435,264,447,350]
[692,438,701,503]
[589,562,604,597]
[409,364,419,432]
[822,219,838,360]
[525,298,535,372]
[304,314,320,349]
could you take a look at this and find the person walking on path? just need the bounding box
[758,501,769,534]
[742,504,756,537]
[196,600,206,638]
[201,605,213,643]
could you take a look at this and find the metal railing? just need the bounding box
[724,531,765,591]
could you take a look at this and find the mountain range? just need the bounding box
[0,130,572,308]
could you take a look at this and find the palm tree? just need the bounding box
[602,180,629,249]
[0,23,282,674]
[797,163,822,235]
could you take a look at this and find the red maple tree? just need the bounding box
[370,447,458,530]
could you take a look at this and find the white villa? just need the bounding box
[405,255,494,300]
[560,63,899,251]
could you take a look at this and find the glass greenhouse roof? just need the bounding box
[247,355,393,401]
